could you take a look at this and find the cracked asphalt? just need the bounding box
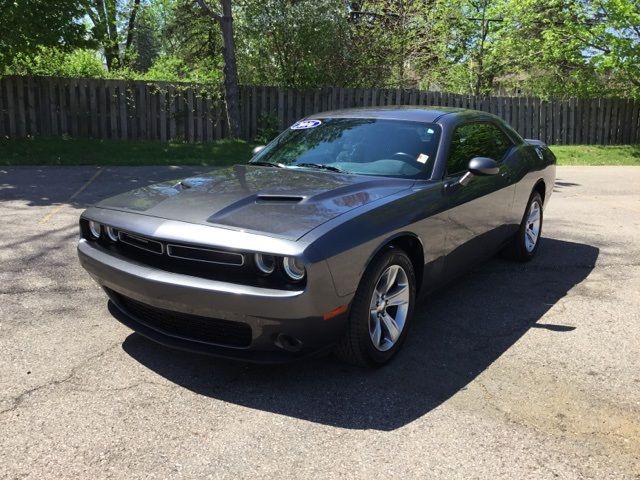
[1,166,639,479]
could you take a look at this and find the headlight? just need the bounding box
[105,226,119,242]
[88,221,101,239]
[283,256,305,281]
[254,253,276,274]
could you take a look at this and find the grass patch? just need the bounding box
[0,137,257,166]
[551,144,640,166]
[0,137,638,167]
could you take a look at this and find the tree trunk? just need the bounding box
[124,0,141,65]
[219,0,241,138]
[105,0,119,70]
[474,9,487,96]
[104,44,119,71]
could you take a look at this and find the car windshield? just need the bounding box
[250,118,441,179]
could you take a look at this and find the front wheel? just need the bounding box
[504,191,544,261]
[334,248,416,367]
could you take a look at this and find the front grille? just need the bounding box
[111,291,252,348]
[118,231,164,254]
[80,219,305,290]
[167,244,244,266]
[117,229,246,266]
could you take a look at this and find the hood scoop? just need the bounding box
[255,194,305,203]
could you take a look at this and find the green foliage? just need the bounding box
[237,0,356,87]
[0,0,89,72]
[345,0,423,88]
[82,0,143,71]
[129,0,171,71]
[141,55,223,83]
[127,22,159,72]
[491,0,600,98]
[145,0,224,84]
[491,0,640,99]
[4,47,106,78]
[2,0,638,99]
[255,113,280,144]
[551,144,640,166]
[582,0,640,98]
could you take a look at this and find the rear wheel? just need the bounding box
[334,248,416,367]
[505,191,543,261]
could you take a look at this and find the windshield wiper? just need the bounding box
[249,160,286,168]
[296,163,349,174]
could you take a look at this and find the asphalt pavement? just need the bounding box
[0,165,638,479]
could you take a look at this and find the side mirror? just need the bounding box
[457,157,499,188]
[252,145,266,155]
[468,157,499,176]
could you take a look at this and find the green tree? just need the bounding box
[347,0,502,91]
[347,0,412,87]
[492,0,639,98]
[195,0,242,137]
[3,0,638,100]
[81,0,143,70]
[158,0,223,78]
[493,0,600,97]
[576,0,640,97]
[415,0,509,95]
[237,0,356,87]
[128,0,168,71]
[0,0,89,72]
[348,0,440,88]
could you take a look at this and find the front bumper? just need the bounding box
[78,239,352,362]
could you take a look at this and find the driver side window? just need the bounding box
[447,122,512,176]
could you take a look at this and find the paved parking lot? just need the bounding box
[1,166,639,479]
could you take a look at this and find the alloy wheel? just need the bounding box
[524,200,542,253]
[368,265,410,352]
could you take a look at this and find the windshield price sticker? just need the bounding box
[291,119,322,130]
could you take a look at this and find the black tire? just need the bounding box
[504,191,544,262]
[334,247,416,367]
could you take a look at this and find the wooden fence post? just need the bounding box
[0,78,5,137]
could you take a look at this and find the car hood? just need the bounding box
[96,165,414,240]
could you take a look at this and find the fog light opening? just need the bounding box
[275,333,304,352]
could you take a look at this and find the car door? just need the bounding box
[441,121,517,278]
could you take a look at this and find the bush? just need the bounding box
[3,47,106,78]
[142,55,223,84]
[255,113,280,144]
[2,48,224,85]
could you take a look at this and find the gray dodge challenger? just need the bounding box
[78,106,556,366]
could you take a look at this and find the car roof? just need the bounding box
[312,106,490,123]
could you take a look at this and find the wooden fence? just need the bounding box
[1,75,639,145]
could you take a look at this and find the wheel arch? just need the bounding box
[366,232,425,292]
[533,179,546,205]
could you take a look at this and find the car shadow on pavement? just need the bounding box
[122,237,598,431]
[0,166,208,208]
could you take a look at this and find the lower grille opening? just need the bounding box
[110,290,252,348]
